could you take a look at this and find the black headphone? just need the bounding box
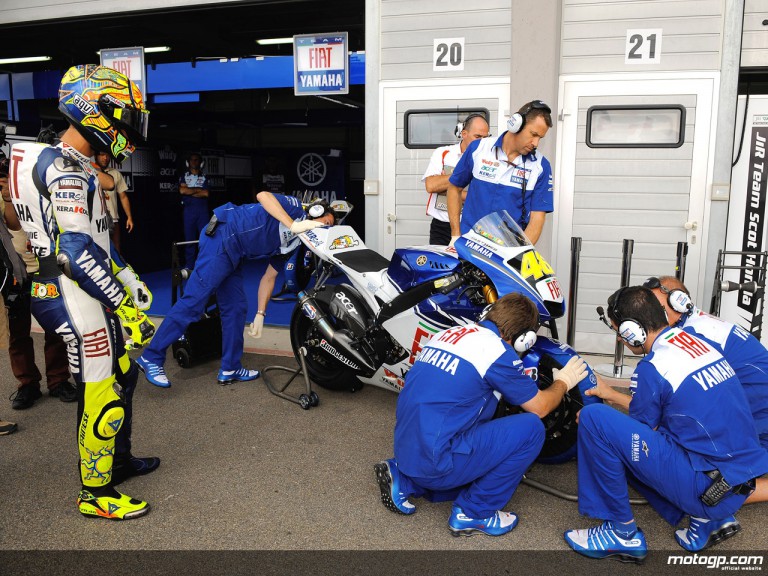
[642,277,693,315]
[507,100,551,134]
[454,113,488,139]
[512,327,538,354]
[597,287,647,347]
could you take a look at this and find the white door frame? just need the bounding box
[554,72,719,351]
[379,78,510,255]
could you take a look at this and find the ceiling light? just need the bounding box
[96,46,171,55]
[256,37,293,46]
[0,56,52,65]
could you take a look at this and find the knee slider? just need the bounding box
[94,400,125,440]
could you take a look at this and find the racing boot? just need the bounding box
[77,486,149,520]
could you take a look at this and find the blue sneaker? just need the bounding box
[675,516,741,552]
[374,459,416,515]
[136,356,171,388]
[448,505,518,537]
[564,521,647,563]
[217,368,260,386]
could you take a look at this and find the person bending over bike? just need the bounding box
[375,292,588,537]
[136,192,335,388]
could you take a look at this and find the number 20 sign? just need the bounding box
[625,29,663,64]
[433,38,465,71]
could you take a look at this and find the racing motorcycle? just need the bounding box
[290,211,599,462]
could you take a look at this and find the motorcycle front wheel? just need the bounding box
[289,299,364,393]
[495,353,581,464]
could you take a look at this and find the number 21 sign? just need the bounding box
[625,29,663,64]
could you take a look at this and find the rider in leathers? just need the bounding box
[9,64,157,520]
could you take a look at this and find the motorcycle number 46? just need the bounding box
[520,251,554,280]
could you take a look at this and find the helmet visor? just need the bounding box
[99,94,149,143]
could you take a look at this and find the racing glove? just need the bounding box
[115,294,156,347]
[552,356,588,391]
[116,266,153,311]
[248,312,265,338]
[290,219,324,234]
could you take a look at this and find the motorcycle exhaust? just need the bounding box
[297,291,378,375]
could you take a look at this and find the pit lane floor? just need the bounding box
[0,328,765,576]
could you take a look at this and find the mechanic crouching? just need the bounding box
[375,293,588,536]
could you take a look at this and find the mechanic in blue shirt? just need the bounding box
[564,286,768,563]
[375,293,588,537]
[179,153,210,268]
[446,100,554,246]
[137,192,335,388]
[644,275,768,504]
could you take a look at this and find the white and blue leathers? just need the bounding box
[10,141,143,489]
[677,307,768,451]
[448,132,553,234]
[142,195,306,371]
[393,320,545,519]
[577,326,768,526]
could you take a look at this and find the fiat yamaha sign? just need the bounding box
[294,32,349,95]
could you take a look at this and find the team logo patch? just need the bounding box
[641,440,650,458]
[329,235,359,250]
[416,255,428,266]
[31,282,60,299]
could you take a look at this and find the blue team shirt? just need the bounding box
[393,320,539,478]
[449,132,554,234]
[179,171,210,213]
[630,326,768,485]
[212,194,306,263]
[677,307,768,450]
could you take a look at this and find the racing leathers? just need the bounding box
[9,141,153,491]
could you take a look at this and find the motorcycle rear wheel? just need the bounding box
[289,299,364,393]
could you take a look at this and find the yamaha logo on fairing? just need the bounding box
[465,241,494,259]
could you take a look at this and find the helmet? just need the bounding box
[58,65,149,163]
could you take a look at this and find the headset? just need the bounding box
[454,112,488,139]
[596,287,647,347]
[507,100,551,134]
[512,327,538,354]
[642,276,693,315]
[306,199,336,223]
[186,154,205,170]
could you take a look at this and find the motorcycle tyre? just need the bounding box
[289,299,364,393]
[495,354,581,464]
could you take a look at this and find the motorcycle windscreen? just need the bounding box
[462,211,565,319]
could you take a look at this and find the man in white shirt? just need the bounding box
[421,114,489,245]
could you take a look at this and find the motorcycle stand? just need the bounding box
[261,346,319,410]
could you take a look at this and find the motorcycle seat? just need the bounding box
[333,249,390,274]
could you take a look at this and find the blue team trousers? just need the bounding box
[577,404,748,526]
[143,228,247,372]
[183,208,210,268]
[399,413,544,519]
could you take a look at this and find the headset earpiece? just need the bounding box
[454,122,463,139]
[512,329,537,354]
[618,318,647,347]
[666,289,692,314]
[308,204,325,218]
[507,100,551,134]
